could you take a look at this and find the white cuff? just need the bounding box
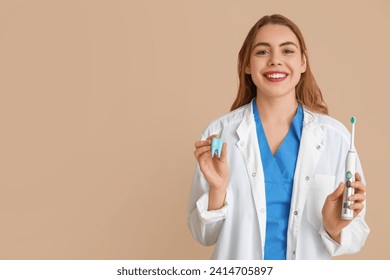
[196,190,228,224]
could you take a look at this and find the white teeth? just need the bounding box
[267,73,286,78]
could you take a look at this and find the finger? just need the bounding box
[327,182,345,201]
[195,134,220,148]
[194,145,211,160]
[206,134,219,140]
[348,193,366,203]
[219,143,228,162]
[349,202,365,211]
[351,180,366,193]
[195,139,211,149]
[355,172,362,182]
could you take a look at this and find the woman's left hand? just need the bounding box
[321,173,366,243]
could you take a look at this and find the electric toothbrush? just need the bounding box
[341,117,356,220]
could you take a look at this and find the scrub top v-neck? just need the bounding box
[252,100,303,260]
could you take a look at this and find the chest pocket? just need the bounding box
[306,175,336,230]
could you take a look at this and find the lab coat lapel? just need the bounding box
[286,109,324,259]
[236,101,267,258]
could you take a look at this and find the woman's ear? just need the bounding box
[301,51,307,73]
[245,65,251,74]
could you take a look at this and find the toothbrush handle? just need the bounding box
[341,151,356,220]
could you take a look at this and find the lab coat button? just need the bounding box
[252,172,256,177]
[260,208,265,213]
[240,141,245,147]
[305,176,310,181]
[316,145,321,150]
[294,211,298,215]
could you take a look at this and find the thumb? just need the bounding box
[327,182,345,201]
[219,143,228,161]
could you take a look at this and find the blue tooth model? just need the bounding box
[211,138,223,159]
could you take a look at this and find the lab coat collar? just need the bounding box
[302,106,324,145]
[236,100,324,142]
[236,100,254,141]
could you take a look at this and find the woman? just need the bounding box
[188,14,370,260]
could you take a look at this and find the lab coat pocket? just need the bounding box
[306,175,336,230]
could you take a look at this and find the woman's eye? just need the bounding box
[256,50,270,55]
[283,49,295,54]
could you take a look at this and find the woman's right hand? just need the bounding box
[194,135,229,210]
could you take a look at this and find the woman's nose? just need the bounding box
[268,53,282,66]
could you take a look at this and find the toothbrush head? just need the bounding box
[350,116,356,151]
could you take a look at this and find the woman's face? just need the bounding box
[246,24,306,99]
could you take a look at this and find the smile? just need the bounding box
[266,73,286,78]
[264,72,288,82]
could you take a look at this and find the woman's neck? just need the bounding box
[255,93,299,155]
[255,94,298,125]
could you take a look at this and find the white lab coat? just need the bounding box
[187,100,370,260]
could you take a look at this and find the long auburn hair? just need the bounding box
[231,14,328,114]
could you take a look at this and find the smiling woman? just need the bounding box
[233,15,326,114]
[188,14,370,260]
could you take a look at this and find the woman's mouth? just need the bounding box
[264,72,288,82]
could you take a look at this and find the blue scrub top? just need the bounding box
[253,100,303,260]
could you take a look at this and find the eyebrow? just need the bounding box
[253,41,299,49]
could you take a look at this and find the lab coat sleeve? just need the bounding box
[187,163,228,246]
[319,154,370,256]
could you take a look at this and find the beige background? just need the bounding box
[0,0,388,259]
